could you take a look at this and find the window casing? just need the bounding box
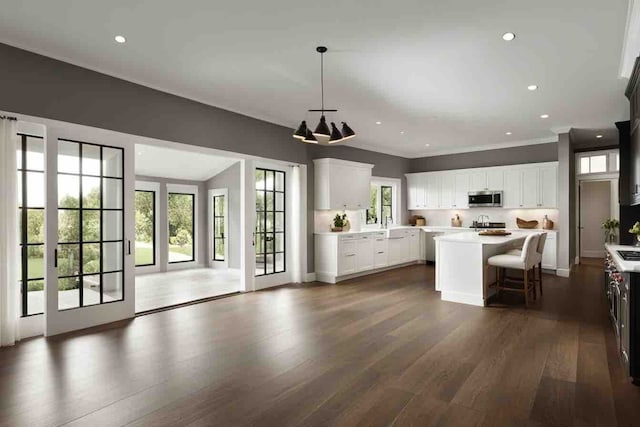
[366,181,398,226]
[577,150,619,175]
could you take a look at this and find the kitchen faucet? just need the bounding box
[475,214,490,229]
[383,215,393,229]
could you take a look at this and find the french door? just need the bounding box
[45,125,134,336]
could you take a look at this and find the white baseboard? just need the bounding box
[303,272,317,282]
[315,261,420,284]
[556,268,571,277]
[441,290,485,307]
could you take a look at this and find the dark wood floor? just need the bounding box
[1,263,639,426]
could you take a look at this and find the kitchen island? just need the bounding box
[434,231,529,306]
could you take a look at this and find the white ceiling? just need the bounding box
[135,144,238,181]
[0,0,631,158]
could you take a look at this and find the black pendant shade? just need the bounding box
[293,120,307,139]
[303,128,318,143]
[329,122,343,143]
[313,115,331,137]
[341,122,356,140]
[293,46,354,145]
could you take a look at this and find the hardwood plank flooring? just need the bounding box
[1,262,639,426]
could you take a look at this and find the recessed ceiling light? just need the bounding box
[596,134,603,138]
[540,114,549,119]
[425,143,430,147]
[502,32,516,41]
[505,132,512,135]
[400,131,405,134]
[114,35,126,44]
[527,85,538,91]
[375,121,382,125]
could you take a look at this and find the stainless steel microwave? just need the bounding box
[468,191,503,207]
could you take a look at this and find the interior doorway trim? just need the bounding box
[135,180,161,274]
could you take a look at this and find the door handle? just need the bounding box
[54,249,58,268]
[127,240,131,255]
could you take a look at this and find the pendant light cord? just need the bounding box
[320,51,324,112]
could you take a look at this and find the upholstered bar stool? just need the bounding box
[488,233,540,307]
[506,232,547,297]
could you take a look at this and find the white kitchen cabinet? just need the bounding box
[539,165,558,208]
[522,168,540,208]
[454,173,469,208]
[356,235,374,271]
[373,235,388,268]
[487,169,504,190]
[407,174,426,210]
[469,171,488,191]
[503,169,523,208]
[426,174,441,209]
[408,230,420,261]
[314,158,373,210]
[338,238,357,275]
[387,236,406,265]
[541,232,557,270]
[440,174,455,209]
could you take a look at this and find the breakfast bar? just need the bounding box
[434,231,528,306]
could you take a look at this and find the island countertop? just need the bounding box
[433,231,532,245]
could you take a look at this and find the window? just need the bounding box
[255,168,285,276]
[17,134,45,316]
[366,181,398,226]
[381,186,393,222]
[56,139,124,310]
[366,186,378,224]
[578,150,619,175]
[168,193,195,263]
[212,194,225,261]
[135,190,155,266]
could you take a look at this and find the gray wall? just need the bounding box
[206,162,242,269]
[136,175,207,272]
[408,143,558,173]
[0,43,409,275]
[557,133,571,272]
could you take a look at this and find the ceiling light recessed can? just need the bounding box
[527,85,538,91]
[376,121,382,125]
[400,131,404,134]
[115,35,126,43]
[502,32,516,41]
[596,134,603,138]
[425,143,430,147]
[540,114,549,119]
[506,132,512,135]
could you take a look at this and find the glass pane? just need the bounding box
[214,196,225,216]
[26,172,45,208]
[214,217,224,238]
[27,245,45,280]
[26,280,44,315]
[275,193,284,211]
[382,187,392,205]
[26,209,45,243]
[255,233,264,255]
[266,233,275,253]
[214,238,225,261]
[265,170,274,190]
[83,243,101,274]
[168,193,194,263]
[255,191,264,211]
[57,244,80,277]
[266,254,275,274]
[58,210,79,243]
[266,212,274,232]
[26,137,45,171]
[275,172,285,191]
[58,175,80,208]
[580,157,590,174]
[103,241,123,272]
[590,155,607,173]
[102,178,123,209]
[275,212,284,232]
[103,210,123,241]
[616,153,620,171]
[82,275,101,306]
[382,206,392,222]
[256,213,265,232]
[265,192,274,211]
[17,172,22,207]
[58,140,80,174]
[275,253,285,273]
[103,272,123,302]
[275,232,285,252]
[82,176,101,208]
[82,210,100,242]
[135,191,154,266]
[58,277,80,310]
[255,169,265,189]
[82,144,101,176]
[135,240,154,266]
[103,148,123,178]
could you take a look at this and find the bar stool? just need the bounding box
[487,233,540,307]
[506,232,547,297]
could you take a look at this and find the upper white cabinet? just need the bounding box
[406,162,558,210]
[314,158,373,210]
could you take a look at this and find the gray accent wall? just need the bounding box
[135,175,207,272]
[408,143,558,173]
[206,162,242,269]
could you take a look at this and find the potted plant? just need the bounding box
[602,218,619,243]
[332,213,348,232]
[630,221,640,246]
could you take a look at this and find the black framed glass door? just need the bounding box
[56,139,124,310]
[135,190,156,267]
[255,168,285,276]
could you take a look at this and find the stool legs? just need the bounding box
[538,262,544,296]
[523,269,529,307]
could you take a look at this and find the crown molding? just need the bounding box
[550,126,572,135]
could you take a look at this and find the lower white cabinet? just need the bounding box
[315,229,421,283]
[541,232,558,270]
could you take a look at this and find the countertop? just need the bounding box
[314,226,414,236]
[606,244,640,272]
[315,226,558,236]
[434,231,530,245]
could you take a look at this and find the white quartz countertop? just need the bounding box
[421,226,557,233]
[606,244,640,272]
[314,226,415,236]
[434,231,531,245]
[315,226,558,236]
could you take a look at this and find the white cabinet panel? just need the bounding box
[440,174,455,209]
[522,168,540,208]
[356,236,374,271]
[407,174,426,210]
[388,237,406,265]
[469,171,488,191]
[314,158,373,210]
[338,239,357,275]
[541,233,557,270]
[539,165,558,208]
[487,170,504,190]
[503,169,523,208]
[426,174,441,209]
[454,173,469,208]
[408,231,420,261]
[373,236,388,268]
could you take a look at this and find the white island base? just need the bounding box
[434,232,528,306]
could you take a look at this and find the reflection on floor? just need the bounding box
[29,287,118,314]
[135,268,241,313]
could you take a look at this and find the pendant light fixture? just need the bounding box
[293,46,355,144]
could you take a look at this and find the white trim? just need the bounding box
[303,272,317,282]
[556,268,570,277]
[134,181,161,274]
[551,126,572,135]
[166,183,199,267]
[362,176,402,229]
[440,290,485,307]
[208,188,229,268]
[620,0,640,78]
